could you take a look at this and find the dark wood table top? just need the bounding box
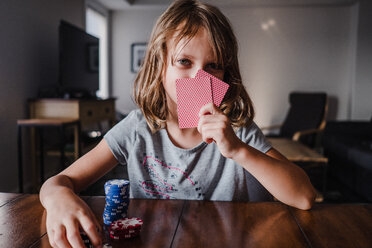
[0,193,371,248]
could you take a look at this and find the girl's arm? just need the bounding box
[232,144,316,210]
[198,103,317,210]
[39,139,118,248]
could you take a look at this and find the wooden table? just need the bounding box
[1,193,371,248]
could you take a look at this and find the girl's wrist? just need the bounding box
[229,140,248,161]
[230,141,256,168]
[42,186,74,209]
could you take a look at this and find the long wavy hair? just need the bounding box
[133,0,255,132]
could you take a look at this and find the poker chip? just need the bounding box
[109,217,143,240]
[80,231,93,248]
[103,179,130,225]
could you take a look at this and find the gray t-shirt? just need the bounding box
[104,109,273,202]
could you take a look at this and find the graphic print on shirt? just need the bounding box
[140,155,203,199]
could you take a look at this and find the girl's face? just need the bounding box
[163,27,224,113]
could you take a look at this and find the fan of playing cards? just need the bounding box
[176,69,229,129]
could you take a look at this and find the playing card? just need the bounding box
[176,77,212,129]
[195,69,229,107]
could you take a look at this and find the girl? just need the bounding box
[40,0,316,247]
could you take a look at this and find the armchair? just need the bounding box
[262,92,328,148]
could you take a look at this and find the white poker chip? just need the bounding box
[106,179,129,186]
[111,217,143,230]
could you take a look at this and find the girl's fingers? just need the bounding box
[202,130,215,144]
[64,219,86,248]
[48,229,56,247]
[53,225,72,248]
[200,122,225,134]
[89,211,102,234]
[199,114,226,126]
[198,102,221,117]
[79,214,102,247]
[198,103,226,134]
[198,114,227,134]
[200,124,223,143]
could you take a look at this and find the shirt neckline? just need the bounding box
[159,128,208,153]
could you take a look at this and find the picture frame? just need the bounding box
[131,43,147,73]
[88,44,99,72]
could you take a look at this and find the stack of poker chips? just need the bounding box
[80,231,113,248]
[103,179,130,225]
[109,217,143,240]
[80,231,92,248]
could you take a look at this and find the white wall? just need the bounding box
[112,8,166,113]
[224,5,359,126]
[353,1,372,120]
[112,3,368,127]
[0,0,85,192]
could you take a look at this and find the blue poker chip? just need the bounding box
[103,179,130,225]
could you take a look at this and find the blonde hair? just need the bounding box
[133,0,255,132]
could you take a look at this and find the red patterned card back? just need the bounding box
[195,69,229,107]
[176,77,212,129]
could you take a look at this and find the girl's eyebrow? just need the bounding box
[175,53,216,63]
[176,53,195,59]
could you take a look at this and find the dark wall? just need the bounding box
[0,0,85,192]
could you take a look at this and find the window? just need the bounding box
[86,7,108,99]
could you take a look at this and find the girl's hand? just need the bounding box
[197,103,244,159]
[45,188,102,248]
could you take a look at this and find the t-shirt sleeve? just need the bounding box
[104,110,139,165]
[238,121,272,153]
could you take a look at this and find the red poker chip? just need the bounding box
[110,231,141,238]
[110,217,143,230]
[110,231,141,239]
[110,230,141,237]
[110,230,141,238]
[109,217,143,240]
[110,227,141,235]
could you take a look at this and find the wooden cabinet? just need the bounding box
[29,98,116,130]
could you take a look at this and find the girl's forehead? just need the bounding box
[169,29,197,47]
[167,27,216,57]
[168,21,203,47]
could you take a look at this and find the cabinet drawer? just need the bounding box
[29,98,116,129]
[30,101,79,119]
[79,100,115,127]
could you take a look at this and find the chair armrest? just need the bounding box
[292,128,323,141]
[261,124,282,132]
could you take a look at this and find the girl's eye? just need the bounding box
[206,63,222,70]
[177,59,191,66]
